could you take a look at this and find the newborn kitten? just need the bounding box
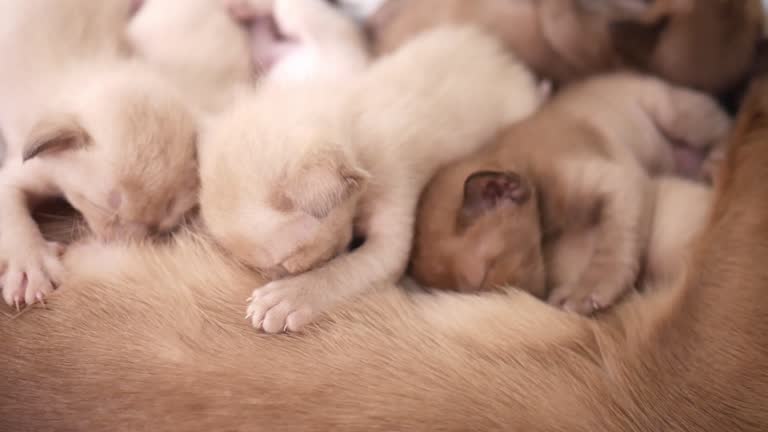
[223,0,369,83]
[0,1,200,308]
[410,73,730,315]
[200,27,545,333]
[127,0,254,113]
[369,0,763,94]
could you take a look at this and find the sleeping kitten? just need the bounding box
[410,73,730,314]
[200,27,545,333]
[0,1,200,308]
[223,0,369,83]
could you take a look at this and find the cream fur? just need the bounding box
[127,0,254,113]
[0,0,200,308]
[200,27,544,333]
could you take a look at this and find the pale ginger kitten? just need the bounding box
[0,1,200,308]
[200,27,545,333]
[223,0,369,83]
[410,73,730,314]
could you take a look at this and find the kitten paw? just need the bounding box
[1,241,64,308]
[245,277,322,333]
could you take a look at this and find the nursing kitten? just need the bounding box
[369,0,763,94]
[200,27,544,333]
[223,0,369,83]
[410,73,730,314]
[0,1,200,308]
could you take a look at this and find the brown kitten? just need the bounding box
[200,27,544,333]
[410,72,730,314]
[368,0,763,94]
[0,77,766,431]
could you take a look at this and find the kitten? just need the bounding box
[410,73,730,314]
[0,1,200,308]
[223,0,369,83]
[369,0,763,94]
[200,27,545,333]
[127,0,254,113]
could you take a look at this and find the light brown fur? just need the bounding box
[0,1,201,307]
[200,27,544,332]
[1,77,768,432]
[410,73,730,314]
[369,0,764,94]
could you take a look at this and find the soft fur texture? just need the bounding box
[127,0,254,113]
[0,0,201,307]
[199,27,544,332]
[224,0,369,84]
[410,73,730,314]
[1,76,767,432]
[369,0,764,94]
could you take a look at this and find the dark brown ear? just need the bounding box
[22,114,90,163]
[461,171,531,222]
[282,162,370,219]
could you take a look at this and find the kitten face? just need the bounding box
[411,166,547,297]
[203,154,365,276]
[25,80,200,241]
[200,89,367,276]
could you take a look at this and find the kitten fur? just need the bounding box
[223,0,369,84]
[369,0,763,94]
[127,0,254,113]
[0,0,200,307]
[410,73,730,314]
[200,27,544,333]
[0,77,767,432]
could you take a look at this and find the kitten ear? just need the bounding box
[461,171,531,221]
[22,113,90,163]
[284,162,370,219]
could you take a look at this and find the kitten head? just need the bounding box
[23,67,200,241]
[200,86,368,277]
[411,164,547,297]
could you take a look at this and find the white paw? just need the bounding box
[245,276,324,333]
[1,241,64,308]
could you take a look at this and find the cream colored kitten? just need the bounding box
[127,0,254,113]
[200,27,545,333]
[224,0,369,83]
[0,1,200,308]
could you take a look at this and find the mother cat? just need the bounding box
[1,81,768,431]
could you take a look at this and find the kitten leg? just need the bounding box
[246,190,415,333]
[548,161,653,315]
[0,181,64,307]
